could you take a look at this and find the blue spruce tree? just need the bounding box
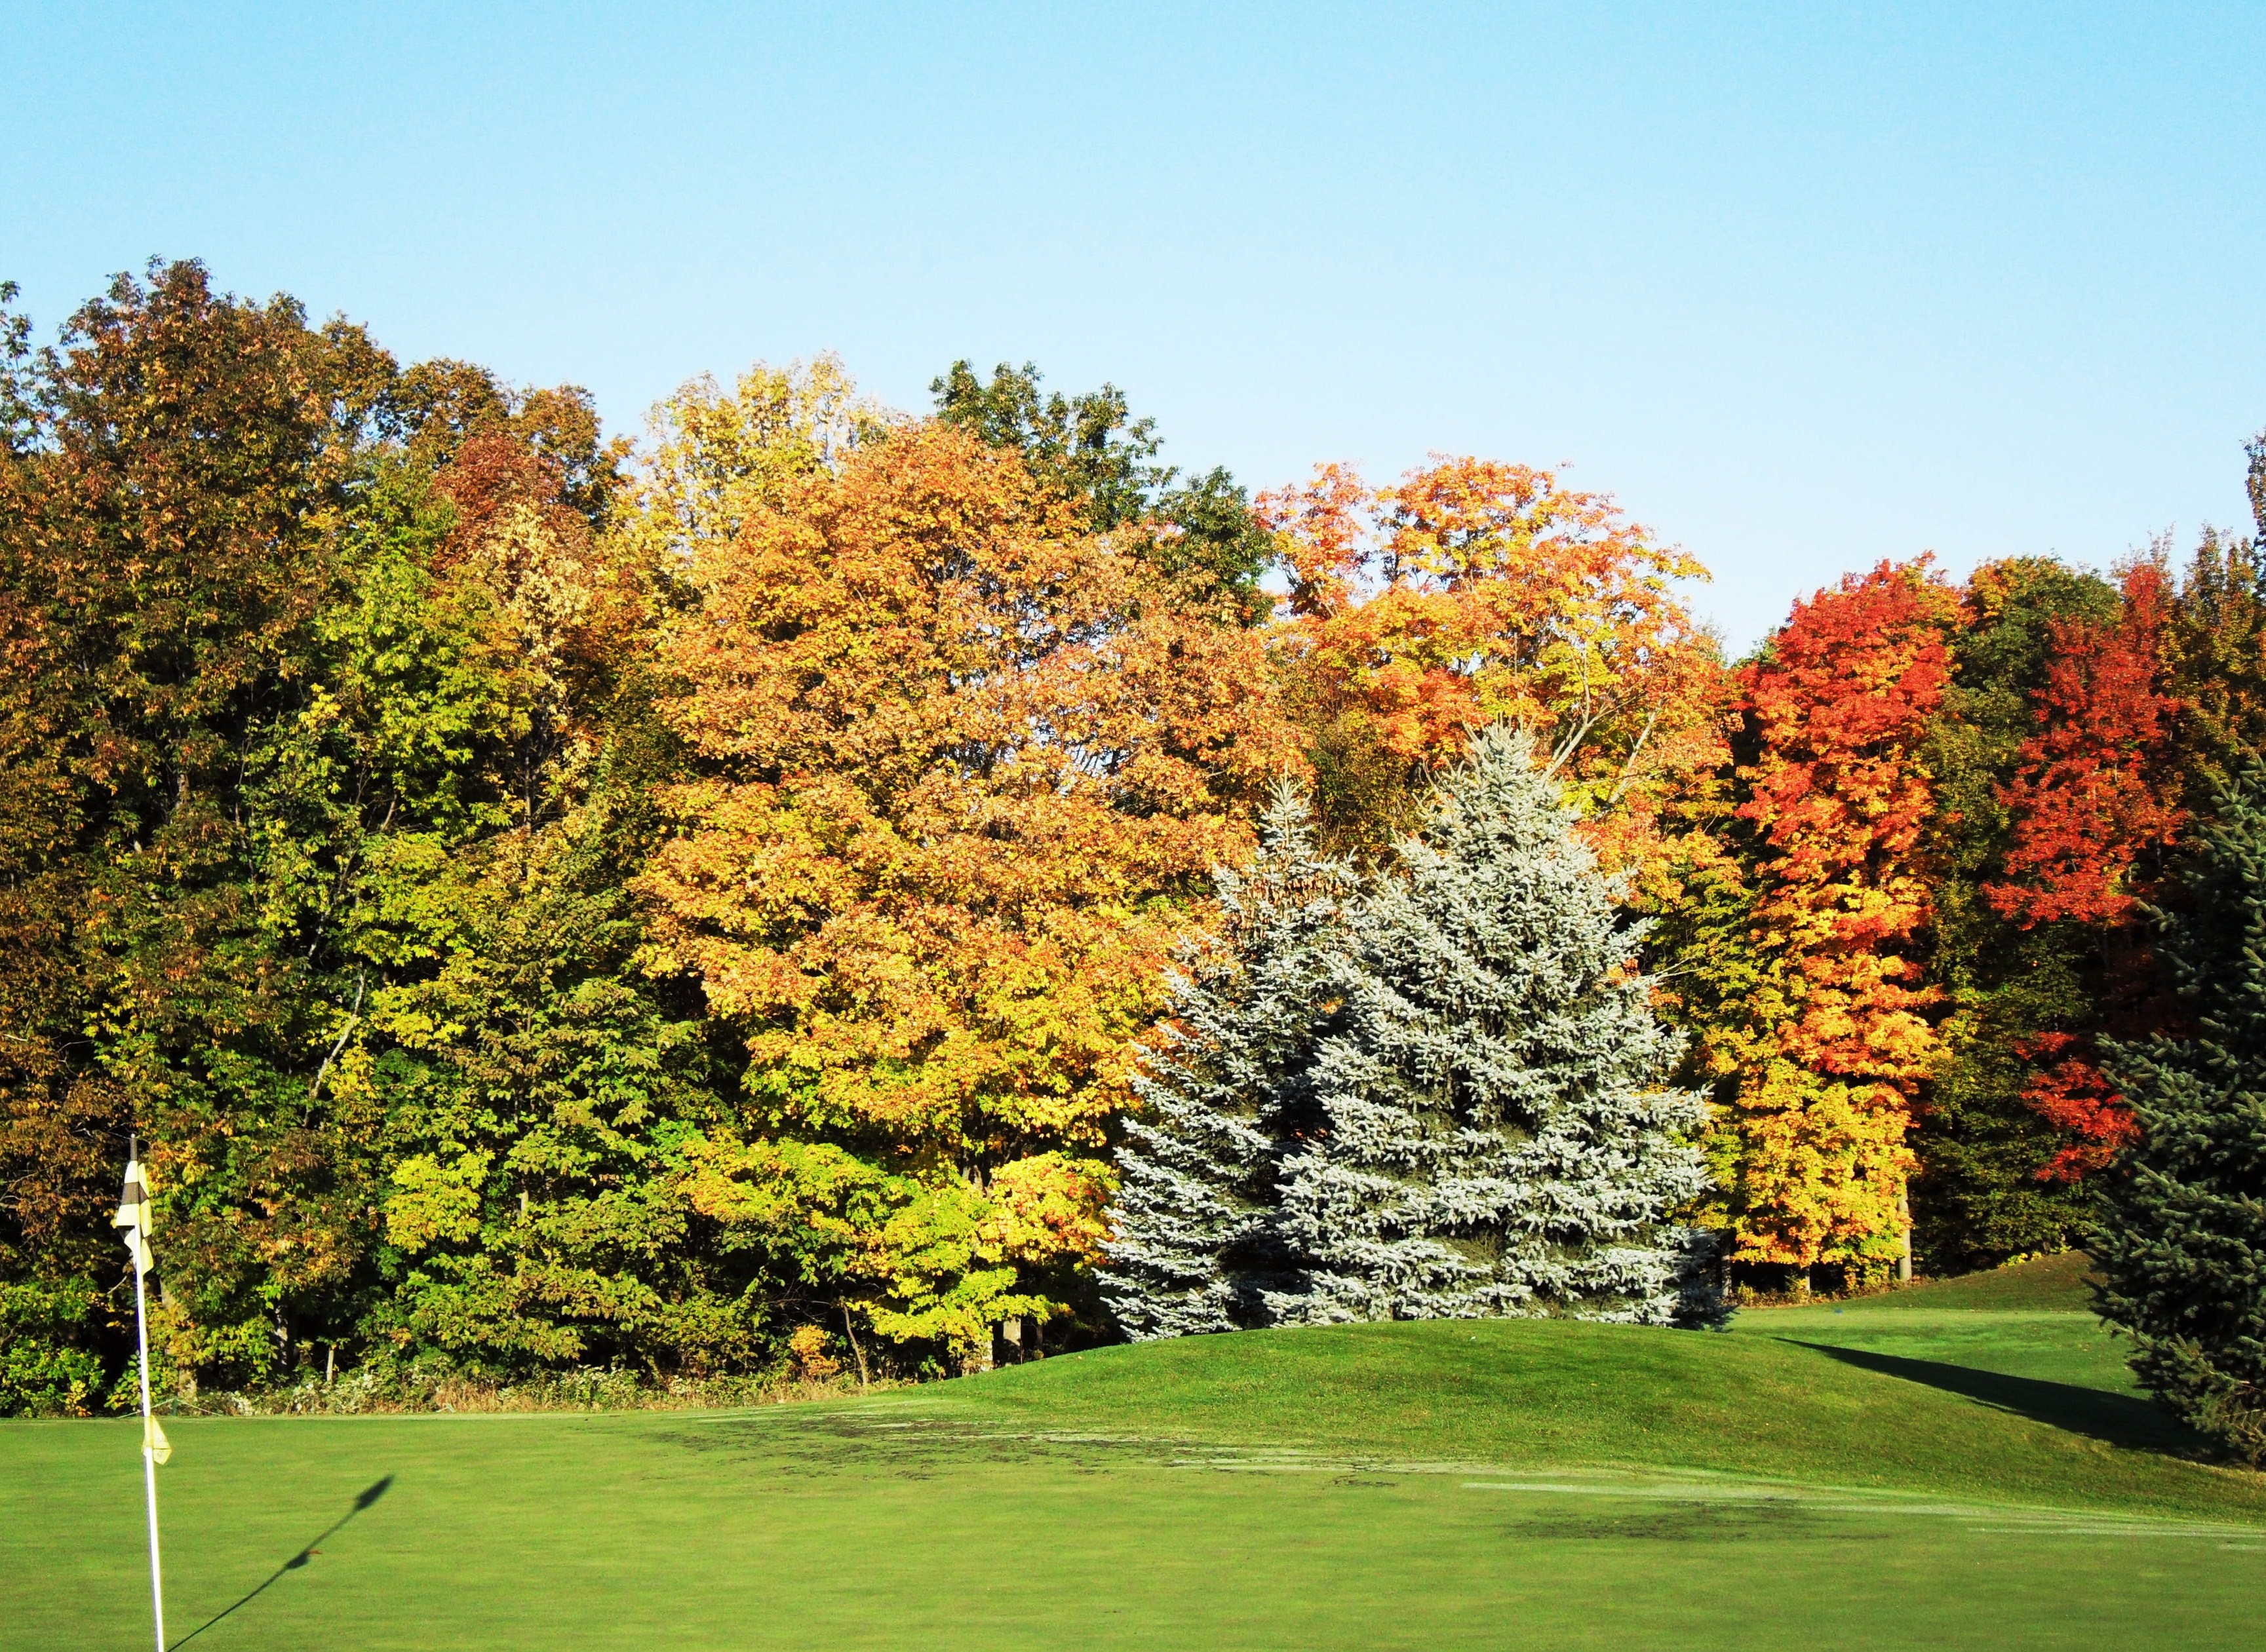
[1268,726,1719,1327]
[1099,784,1358,1338]
[2094,767,2266,1464]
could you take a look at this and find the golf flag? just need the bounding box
[113,1157,155,1273]
[117,1143,169,1652]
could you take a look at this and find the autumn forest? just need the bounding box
[2,259,2254,1413]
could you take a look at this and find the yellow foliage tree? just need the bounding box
[1713,561,1958,1280]
[640,415,1298,1356]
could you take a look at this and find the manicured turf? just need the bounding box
[9,1256,2264,1651]
[1725,1250,2181,1448]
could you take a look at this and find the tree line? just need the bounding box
[2,261,2261,1459]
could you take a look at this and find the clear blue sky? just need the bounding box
[9,3,2264,647]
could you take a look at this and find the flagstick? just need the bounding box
[131,1173,165,1652]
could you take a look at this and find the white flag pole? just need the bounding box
[129,1138,165,1652]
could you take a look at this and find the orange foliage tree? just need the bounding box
[1714,560,1959,1278]
[1256,458,1724,866]
[641,419,1297,1358]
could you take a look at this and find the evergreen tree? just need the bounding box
[1099,784,1358,1338]
[2095,766,2266,1463]
[1270,727,1719,1326]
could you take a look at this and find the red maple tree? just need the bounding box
[1988,562,2181,927]
[1987,562,2181,1180]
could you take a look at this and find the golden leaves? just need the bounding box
[643,419,1297,1171]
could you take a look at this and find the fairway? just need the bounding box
[9,1260,2264,1651]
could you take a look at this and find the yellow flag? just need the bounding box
[144,1413,171,1466]
[112,1157,155,1274]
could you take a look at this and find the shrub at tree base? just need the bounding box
[0,1278,106,1415]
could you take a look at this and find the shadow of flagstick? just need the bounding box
[169,1476,394,1651]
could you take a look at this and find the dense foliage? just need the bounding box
[1253,458,1724,861]
[4,261,2265,1425]
[1700,562,1958,1280]
[643,415,1290,1356]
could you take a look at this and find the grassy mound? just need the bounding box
[1868,1250,2101,1312]
[911,1312,2252,1520]
[1728,1250,2159,1435]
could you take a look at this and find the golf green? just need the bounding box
[9,1259,2263,1650]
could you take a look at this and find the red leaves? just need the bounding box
[1971,563,2181,1180]
[1987,563,2181,928]
[2014,1033,2139,1182]
[1737,560,1955,1078]
[1740,560,1955,896]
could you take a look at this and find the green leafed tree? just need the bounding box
[361,730,754,1380]
[0,261,766,1408]
[931,359,1273,617]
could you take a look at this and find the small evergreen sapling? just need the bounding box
[1099,784,1358,1338]
[1268,727,1719,1326]
[2094,769,2266,1463]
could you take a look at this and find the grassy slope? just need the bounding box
[909,1312,2250,1520]
[9,1256,2265,1652]
[1850,1250,2103,1312]
[1730,1252,2157,1431]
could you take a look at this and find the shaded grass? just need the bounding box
[1736,1305,2139,1394]
[1795,1340,2183,1449]
[1730,1249,2185,1451]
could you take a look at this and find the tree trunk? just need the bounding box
[840,1304,870,1389]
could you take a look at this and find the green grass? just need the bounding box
[9,1255,2266,1651]
[1729,1252,2159,1438]
[1847,1250,2104,1313]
